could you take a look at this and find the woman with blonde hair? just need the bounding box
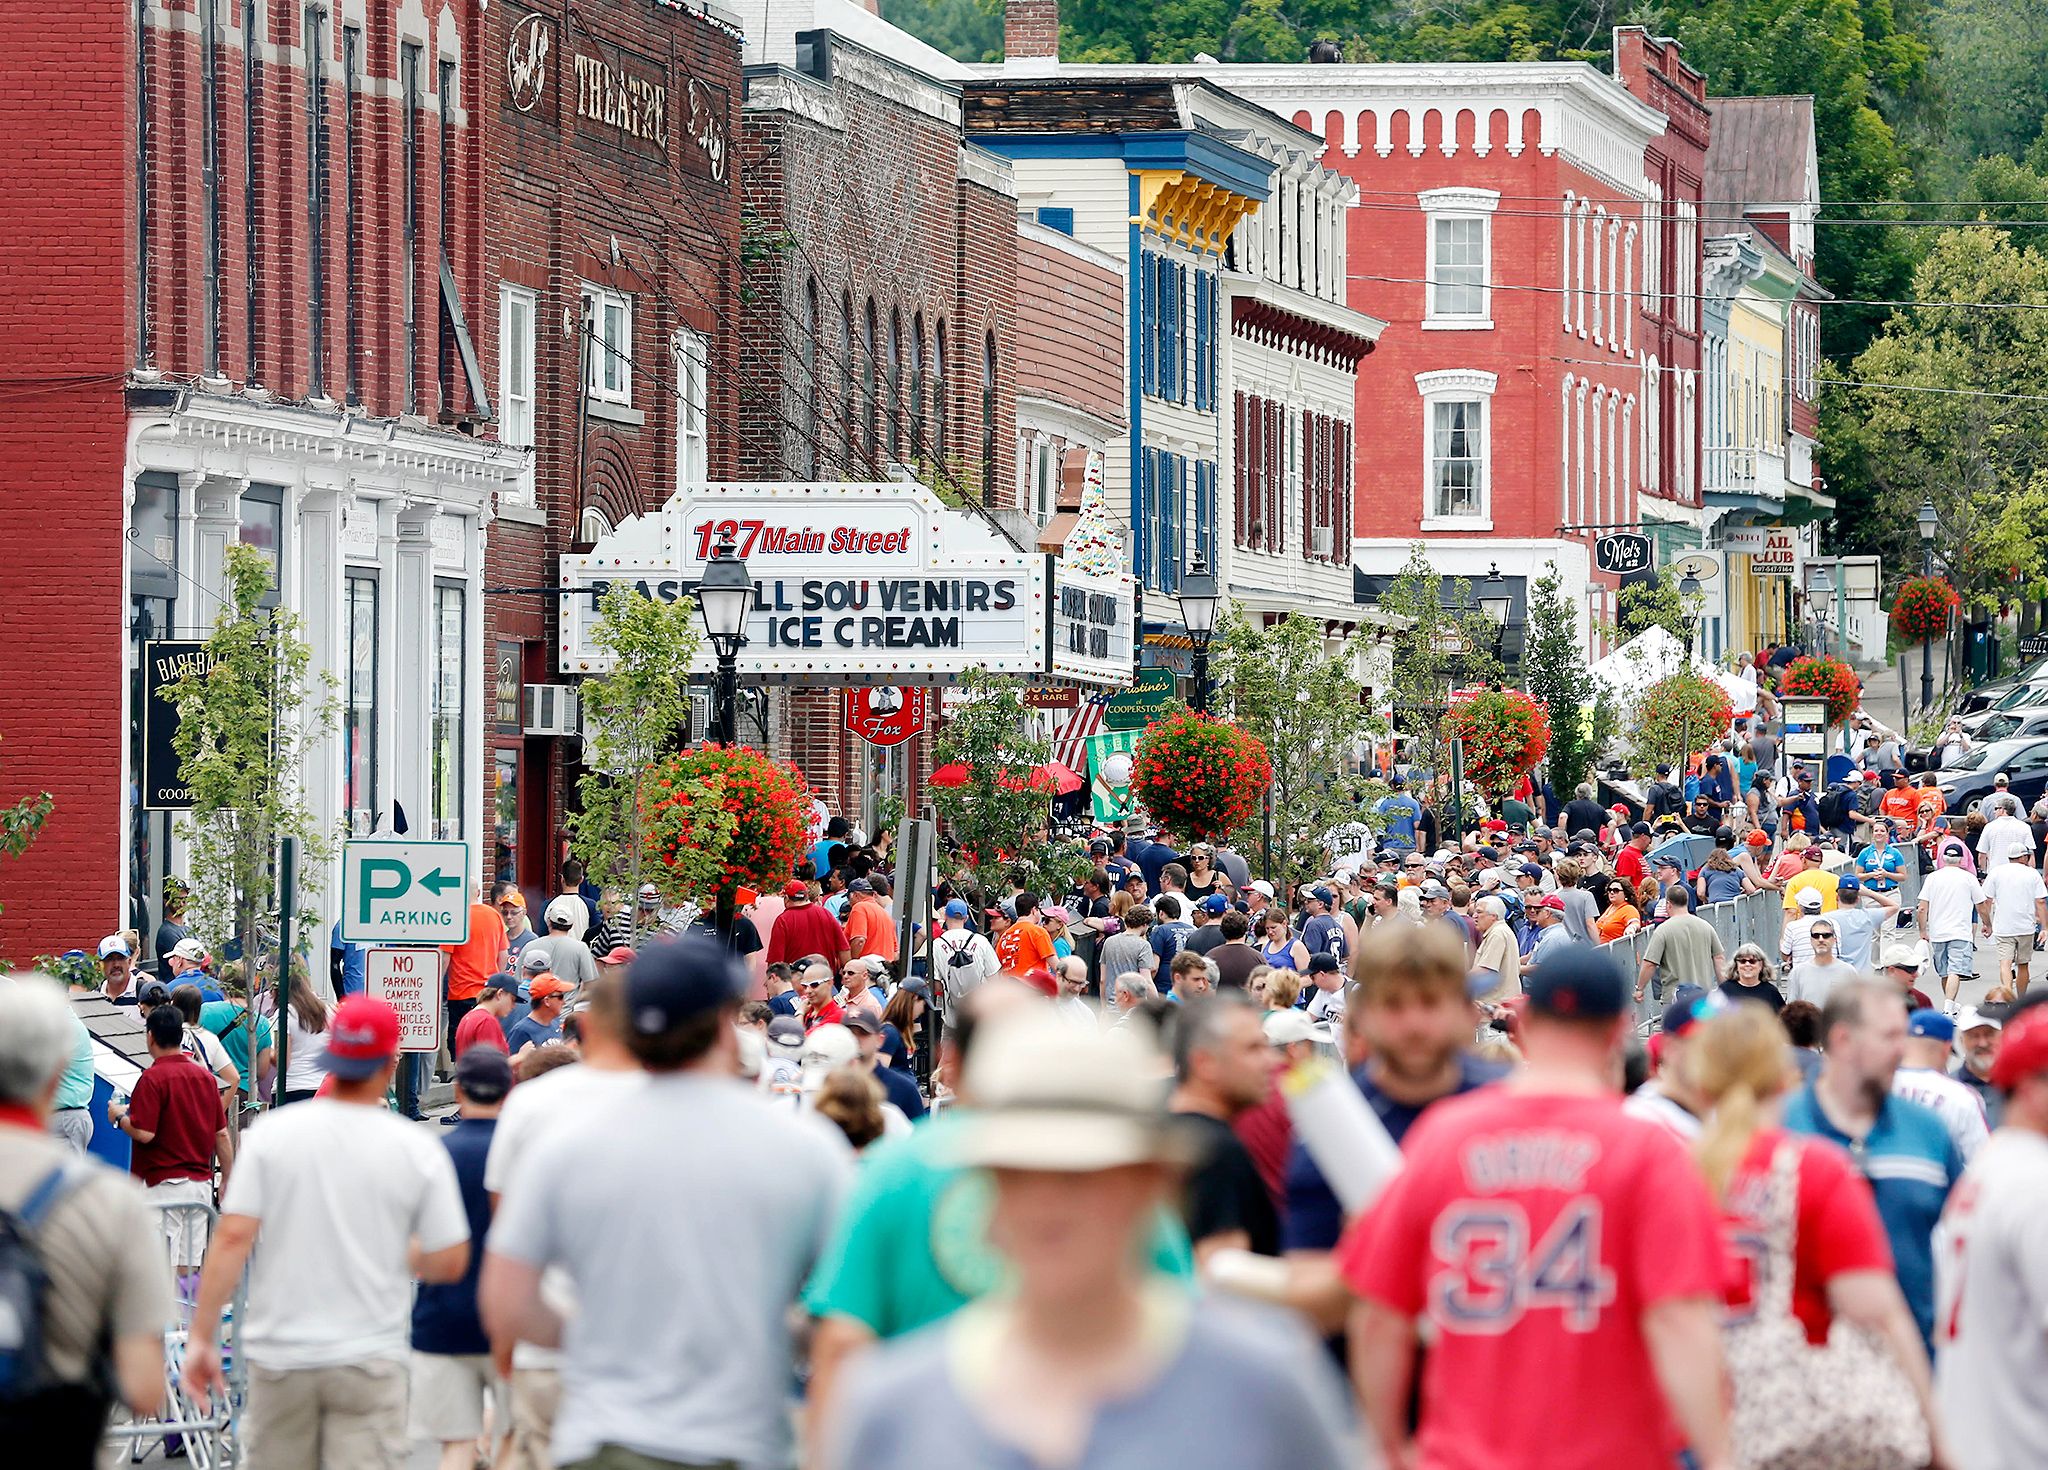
[1262,969,1303,1012]
[1685,1002,1944,1465]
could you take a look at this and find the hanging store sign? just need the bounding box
[1752,529,1797,577]
[1723,527,1772,555]
[142,640,220,811]
[844,686,927,747]
[560,484,1067,685]
[1049,559,1135,688]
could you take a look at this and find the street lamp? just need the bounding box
[1478,563,1512,657]
[1678,571,1701,660]
[1177,556,1221,714]
[696,534,753,746]
[1918,500,1938,711]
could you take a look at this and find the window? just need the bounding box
[1418,370,1496,522]
[430,582,465,840]
[239,486,283,606]
[492,747,519,894]
[1575,199,1590,336]
[1141,449,1182,592]
[863,298,879,456]
[1036,206,1074,235]
[1588,387,1604,522]
[1644,357,1662,493]
[341,23,360,401]
[1029,435,1055,525]
[1193,460,1216,568]
[1302,413,1346,562]
[581,284,631,404]
[888,308,904,460]
[1421,189,1497,328]
[436,57,456,409]
[1574,381,1589,523]
[910,313,926,462]
[1621,226,1635,356]
[345,573,379,836]
[981,329,997,505]
[1643,191,1661,311]
[1675,201,1699,331]
[306,5,327,396]
[933,319,947,465]
[1606,217,1620,352]
[498,286,535,452]
[401,42,421,411]
[673,326,708,488]
[1561,376,1575,521]
[838,293,855,465]
[1590,207,1606,344]
[1193,273,1212,411]
[1561,192,1576,331]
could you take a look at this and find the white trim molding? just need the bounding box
[1416,369,1497,530]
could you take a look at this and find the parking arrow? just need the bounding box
[417,868,460,897]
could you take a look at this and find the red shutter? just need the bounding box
[1300,408,1315,558]
[1265,401,1282,552]
[1338,420,1353,555]
[1234,392,1251,548]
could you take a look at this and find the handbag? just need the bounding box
[1724,1140,1929,1470]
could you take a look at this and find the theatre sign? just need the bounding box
[559,484,1132,688]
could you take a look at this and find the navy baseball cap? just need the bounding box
[1309,886,1335,905]
[1305,952,1342,975]
[1629,822,1651,838]
[136,980,172,1006]
[1388,773,1405,787]
[485,971,521,995]
[1662,984,1709,1035]
[1518,862,1545,879]
[1200,894,1228,915]
[455,1045,514,1102]
[626,934,749,1035]
[1526,946,1629,1020]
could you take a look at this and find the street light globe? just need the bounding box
[1918,501,1938,541]
[1177,558,1221,640]
[696,536,753,643]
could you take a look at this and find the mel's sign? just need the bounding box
[560,484,1127,688]
[341,840,473,945]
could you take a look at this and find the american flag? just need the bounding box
[1051,693,1110,772]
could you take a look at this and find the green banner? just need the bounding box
[1104,667,1175,730]
[1083,729,1142,823]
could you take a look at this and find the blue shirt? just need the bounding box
[1301,914,1347,963]
[330,923,366,996]
[411,1117,496,1355]
[872,1062,926,1121]
[1375,794,1422,849]
[1782,1084,1961,1346]
[55,1012,96,1111]
[505,1013,561,1053]
[1131,839,1176,894]
[1854,842,1905,892]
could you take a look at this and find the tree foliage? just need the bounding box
[1374,543,1505,780]
[568,584,705,937]
[168,542,335,969]
[1206,611,1383,890]
[1523,564,1594,794]
[1616,567,1699,646]
[0,734,52,928]
[930,668,1055,896]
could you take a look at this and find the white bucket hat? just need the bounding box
[955,1011,1193,1172]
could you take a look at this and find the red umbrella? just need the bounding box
[928,762,972,789]
[1030,761,1086,795]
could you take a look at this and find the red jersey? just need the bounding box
[127,1052,226,1186]
[453,1006,509,1057]
[766,902,850,966]
[1339,1089,1726,1470]
[803,997,846,1031]
[1717,1128,1890,1344]
[1613,844,1647,884]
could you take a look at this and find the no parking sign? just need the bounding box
[365,949,443,1053]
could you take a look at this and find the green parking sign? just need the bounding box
[340,840,473,944]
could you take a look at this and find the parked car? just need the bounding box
[1957,680,2048,737]
[1964,706,2048,746]
[1932,735,2048,815]
[1957,652,2048,715]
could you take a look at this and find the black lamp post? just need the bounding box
[1918,500,1938,711]
[696,534,753,747]
[1478,562,1512,659]
[1177,556,1221,714]
[1678,570,1702,660]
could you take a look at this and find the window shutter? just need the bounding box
[1140,256,1156,397]
[1264,400,1281,553]
[1234,392,1250,547]
[1175,263,1188,404]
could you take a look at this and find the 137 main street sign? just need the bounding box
[340,840,473,944]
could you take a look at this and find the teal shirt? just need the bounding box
[803,1111,1194,1339]
[199,1000,275,1097]
[54,1013,95,1110]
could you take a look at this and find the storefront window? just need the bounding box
[344,572,379,835]
[492,747,519,889]
[240,485,284,606]
[431,581,466,839]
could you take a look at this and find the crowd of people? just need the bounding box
[5,670,2048,1468]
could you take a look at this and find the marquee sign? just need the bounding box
[561,484,1067,685]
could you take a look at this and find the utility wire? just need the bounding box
[1345,270,2048,312]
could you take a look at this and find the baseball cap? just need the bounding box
[849,878,875,894]
[1956,1006,2002,1034]
[1536,893,1567,912]
[798,1024,861,1091]
[1309,885,1335,906]
[944,899,971,920]
[136,980,172,1006]
[1907,1009,1955,1043]
[1940,847,1966,865]
[1662,985,1709,1035]
[317,996,403,1080]
[1880,944,1923,971]
[1836,875,1861,894]
[638,883,661,901]
[956,1011,1193,1172]
[519,946,554,974]
[1655,763,1671,775]
[1861,770,1880,782]
[841,1010,880,1035]
[170,938,208,964]
[766,1014,806,1054]
[1200,894,1228,915]
[455,1045,514,1102]
[97,935,131,959]
[485,971,521,995]
[1248,880,1275,898]
[1518,862,1545,879]
[625,934,749,1035]
[601,945,636,964]
[1525,946,1628,1020]
[1418,880,1450,900]
[1653,852,1682,871]
[1262,1009,1329,1047]
[499,890,527,909]
[543,896,583,930]
[1994,771,2011,786]
[1629,822,1651,838]
[1796,889,1824,911]
[782,881,810,901]
[528,976,574,1000]
[1305,952,1342,975]
[1387,773,1405,788]
[1991,1007,2048,1090]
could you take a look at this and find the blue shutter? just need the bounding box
[1139,253,1156,397]
[1193,275,1208,411]
[1198,461,1216,566]
[1206,275,1219,409]
[1140,447,1156,588]
[1175,263,1189,404]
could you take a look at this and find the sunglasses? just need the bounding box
[1810,930,1835,941]
[1737,955,1763,964]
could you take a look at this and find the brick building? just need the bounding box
[479,0,745,899]
[1203,44,1710,653]
[736,19,1021,818]
[1014,219,1125,544]
[0,2,524,963]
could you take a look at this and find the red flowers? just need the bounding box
[1444,689,1551,798]
[1780,655,1861,727]
[1892,577,1959,644]
[1130,712,1272,840]
[643,745,812,903]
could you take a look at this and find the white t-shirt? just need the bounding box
[1920,867,1986,943]
[484,1061,648,1371]
[1623,1083,1702,1142]
[1977,814,2034,870]
[1892,1067,1989,1162]
[183,1024,232,1082]
[1779,911,1823,969]
[222,1099,468,1370]
[1937,1129,2048,1469]
[283,1011,327,1094]
[1982,864,2047,938]
[1784,957,1860,1008]
[1306,985,1345,1023]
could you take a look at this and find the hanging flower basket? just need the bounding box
[1444,689,1551,798]
[1130,712,1272,841]
[1629,671,1736,778]
[642,745,813,904]
[1892,576,1959,645]
[1780,655,1861,727]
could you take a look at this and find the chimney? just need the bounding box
[1005,0,1059,73]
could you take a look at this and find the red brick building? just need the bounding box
[736,28,1021,818]
[0,2,524,963]
[479,0,745,899]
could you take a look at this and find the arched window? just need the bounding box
[981,329,997,506]
[934,319,948,465]
[802,278,821,477]
[1561,192,1576,330]
[1574,380,1589,525]
[1561,375,1575,522]
[1605,392,1620,525]
[839,292,855,467]
[1588,387,1604,524]
[1590,207,1607,344]
[888,307,904,460]
[910,312,925,462]
[863,297,880,460]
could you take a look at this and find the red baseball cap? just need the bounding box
[782,881,809,901]
[1017,967,1060,998]
[318,996,402,1080]
[1991,1007,2048,1091]
[736,887,759,906]
[602,945,636,964]
[1536,893,1567,912]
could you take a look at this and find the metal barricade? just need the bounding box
[1604,891,1788,1033]
[104,1196,247,1469]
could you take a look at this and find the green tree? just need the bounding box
[1827,227,2048,610]
[1627,670,1735,778]
[1523,563,1594,794]
[1373,543,1504,781]
[1616,567,1694,644]
[930,668,1055,896]
[568,584,707,938]
[0,734,53,930]
[168,542,335,971]
[1206,611,1385,891]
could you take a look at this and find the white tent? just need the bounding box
[1589,625,1718,698]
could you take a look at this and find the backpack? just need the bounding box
[0,1162,92,1403]
[942,932,979,971]
[1818,787,1851,829]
